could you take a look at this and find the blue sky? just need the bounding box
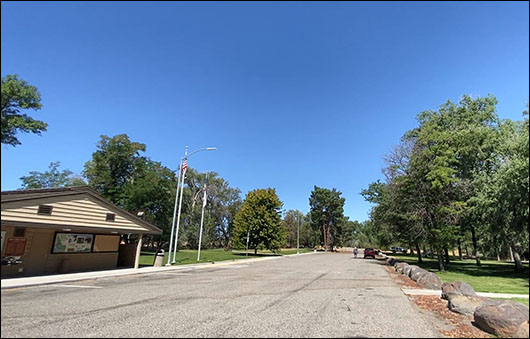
[1,1,529,222]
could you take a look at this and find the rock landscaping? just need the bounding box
[385,256,530,338]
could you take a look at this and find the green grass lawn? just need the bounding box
[140,248,314,267]
[388,253,529,295]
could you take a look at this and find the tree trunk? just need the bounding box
[437,249,445,272]
[444,247,450,265]
[465,247,469,257]
[254,248,257,255]
[409,244,414,255]
[509,246,515,262]
[457,238,463,260]
[470,226,481,266]
[415,243,423,263]
[510,244,523,271]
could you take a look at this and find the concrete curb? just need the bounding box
[1,251,320,290]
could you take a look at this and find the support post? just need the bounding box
[134,234,143,269]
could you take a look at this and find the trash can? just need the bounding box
[153,249,165,267]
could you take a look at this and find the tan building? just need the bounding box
[1,186,162,278]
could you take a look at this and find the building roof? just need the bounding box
[1,186,162,235]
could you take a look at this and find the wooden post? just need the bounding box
[134,234,143,269]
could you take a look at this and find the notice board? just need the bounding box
[5,237,28,256]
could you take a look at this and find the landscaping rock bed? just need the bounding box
[384,257,530,338]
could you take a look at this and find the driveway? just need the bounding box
[1,252,440,338]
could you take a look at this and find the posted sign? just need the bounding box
[5,238,28,256]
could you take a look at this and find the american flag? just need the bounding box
[181,158,188,173]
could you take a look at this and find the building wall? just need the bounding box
[1,194,149,233]
[1,225,121,278]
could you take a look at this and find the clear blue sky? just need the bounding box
[1,2,529,222]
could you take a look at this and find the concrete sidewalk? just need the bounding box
[402,288,529,299]
[1,251,318,289]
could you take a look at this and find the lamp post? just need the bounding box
[171,146,216,264]
[245,229,250,257]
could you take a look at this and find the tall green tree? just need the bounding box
[179,170,242,250]
[232,188,285,254]
[472,111,529,270]
[407,95,501,267]
[282,210,305,248]
[20,161,86,189]
[83,134,147,204]
[120,159,177,246]
[83,134,177,245]
[309,186,346,251]
[1,74,47,146]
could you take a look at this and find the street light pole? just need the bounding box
[246,229,250,257]
[166,157,183,266]
[172,146,216,264]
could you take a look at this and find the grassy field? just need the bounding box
[388,253,529,295]
[140,248,314,266]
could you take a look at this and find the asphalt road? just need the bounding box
[1,252,440,338]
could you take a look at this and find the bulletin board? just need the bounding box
[52,233,94,253]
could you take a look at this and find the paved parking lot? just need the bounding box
[1,253,440,338]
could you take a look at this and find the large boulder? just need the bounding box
[410,266,429,282]
[514,321,529,338]
[416,272,442,290]
[441,281,476,300]
[403,265,413,277]
[447,294,488,315]
[406,265,420,278]
[395,262,409,274]
[474,300,530,338]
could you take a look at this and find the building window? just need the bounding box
[106,213,116,222]
[37,205,53,215]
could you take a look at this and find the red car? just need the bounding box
[364,248,377,259]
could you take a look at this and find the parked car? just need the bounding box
[364,248,377,258]
[390,246,407,253]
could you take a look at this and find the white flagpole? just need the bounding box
[197,183,207,261]
[172,147,188,263]
[166,158,182,266]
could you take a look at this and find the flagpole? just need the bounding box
[171,146,216,263]
[197,180,207,261]
[166,157,183,266]
[172,146,188,264]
